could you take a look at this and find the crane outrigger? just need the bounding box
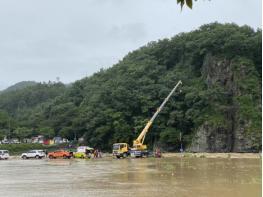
[112,80,182,158]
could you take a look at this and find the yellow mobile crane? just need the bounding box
[112,80,182,158]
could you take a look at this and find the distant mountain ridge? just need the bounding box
[1,81,37,93]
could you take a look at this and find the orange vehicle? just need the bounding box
[48,150,72,159]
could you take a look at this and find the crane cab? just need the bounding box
[112,143,129,158]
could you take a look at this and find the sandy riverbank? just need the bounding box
[6,152,261,160]
[162,152,261,159]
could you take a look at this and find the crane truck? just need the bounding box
[112,80,182,158]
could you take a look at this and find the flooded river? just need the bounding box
[0,157,261,197]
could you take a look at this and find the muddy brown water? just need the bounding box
[0,157,261,197]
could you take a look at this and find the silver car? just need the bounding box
[0,150,9,160]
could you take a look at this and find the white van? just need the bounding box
[0,150,9,160]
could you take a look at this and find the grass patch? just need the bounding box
[0,143,73,155]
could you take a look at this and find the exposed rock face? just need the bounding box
[201,54,233,90]
[189,121,256,152]
[189,122,230,152]
[233,123,254,152]
[189,54,261,152]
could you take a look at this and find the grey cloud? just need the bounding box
[109,23,147,42]
[0,0,261,90]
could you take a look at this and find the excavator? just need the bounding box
[112,80,182,158]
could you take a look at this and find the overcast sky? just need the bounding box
[0,0,261,90]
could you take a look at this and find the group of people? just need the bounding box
[93,149,102,158]
[85,148,102,158]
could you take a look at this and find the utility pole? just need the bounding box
[74,131,77,141]
[180,131,183,153]
[8,118,11,139]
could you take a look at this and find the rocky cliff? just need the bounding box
[189,54,261,152]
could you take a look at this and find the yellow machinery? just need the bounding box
[112,143,129,158]
[112,80,182,158]
[73,146,94,159]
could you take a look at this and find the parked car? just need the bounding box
[21,150,46,159]
[48,150,72,159]
[1,140,10,144]
[73,152,85,158]
[73,146,93,159]
[0,150,9,160]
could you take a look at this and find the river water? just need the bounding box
[0,157,261,197]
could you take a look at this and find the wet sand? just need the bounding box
[0,156,261,197]
[163,152,261,159]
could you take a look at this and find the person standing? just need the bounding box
[45,150,48,158]
[98,149,102,158]
[155,147,161,158]
[93,149,98,158]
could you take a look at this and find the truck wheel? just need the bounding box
[142,152,148,158]
[49,155,54,159]
[123,153,128,158]
[35,155,40,159]
[116,155,120,159]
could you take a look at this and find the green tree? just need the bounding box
[13,127,32,140]
[39,127,55,139]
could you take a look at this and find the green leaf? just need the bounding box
[177,0,184,9]
[186,0,193,9]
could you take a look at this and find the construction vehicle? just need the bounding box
[112,80,182,158]
[112,143,129,158]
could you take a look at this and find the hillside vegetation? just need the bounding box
[0,23,261,152]
[0,81,37,94]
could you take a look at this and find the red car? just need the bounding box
[48,150,72,159]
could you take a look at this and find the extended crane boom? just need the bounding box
[133,80,182,150]
[112,80,182,158]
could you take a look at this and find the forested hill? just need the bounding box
[0,81,37,94]
[0,23,261,152]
